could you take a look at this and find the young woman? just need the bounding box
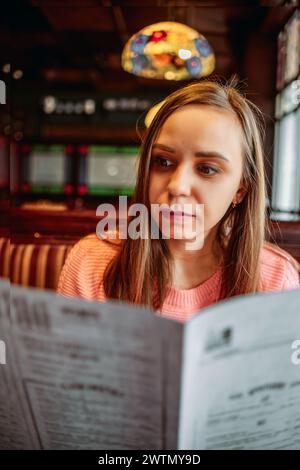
[57,79,299,323]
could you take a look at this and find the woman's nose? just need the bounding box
[167,164,192,197]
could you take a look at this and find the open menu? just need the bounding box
[0,278,299,450]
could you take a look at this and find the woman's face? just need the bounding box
[148,104,246,244]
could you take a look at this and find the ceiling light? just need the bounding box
[122,21,215,81]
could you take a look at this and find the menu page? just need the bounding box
[0,280,183,450]
[178,289,300,450]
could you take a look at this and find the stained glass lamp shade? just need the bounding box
[122,21,215,81]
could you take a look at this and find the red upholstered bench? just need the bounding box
[0,237,74,290]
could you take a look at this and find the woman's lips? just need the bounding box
[171,212,195,217]
[161,209,196,218]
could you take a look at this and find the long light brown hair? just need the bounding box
[102,78,295,311]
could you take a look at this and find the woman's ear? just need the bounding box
[235,180,248,204]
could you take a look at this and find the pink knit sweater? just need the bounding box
[57,233,299,323]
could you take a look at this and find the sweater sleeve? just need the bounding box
[282,259,300,290]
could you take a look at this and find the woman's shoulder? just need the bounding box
[72,231,122,256]
[260,242,300,291]
[56,231,121,299]
[66,231,122,273]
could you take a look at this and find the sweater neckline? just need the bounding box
[164,267,222,307]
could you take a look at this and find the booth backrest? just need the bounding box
[0,237,74,290]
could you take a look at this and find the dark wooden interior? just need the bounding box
[3,1,298,192]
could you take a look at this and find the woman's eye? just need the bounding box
[152,156,173,168]
[198,165,219,176]
[151,157,219,175]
